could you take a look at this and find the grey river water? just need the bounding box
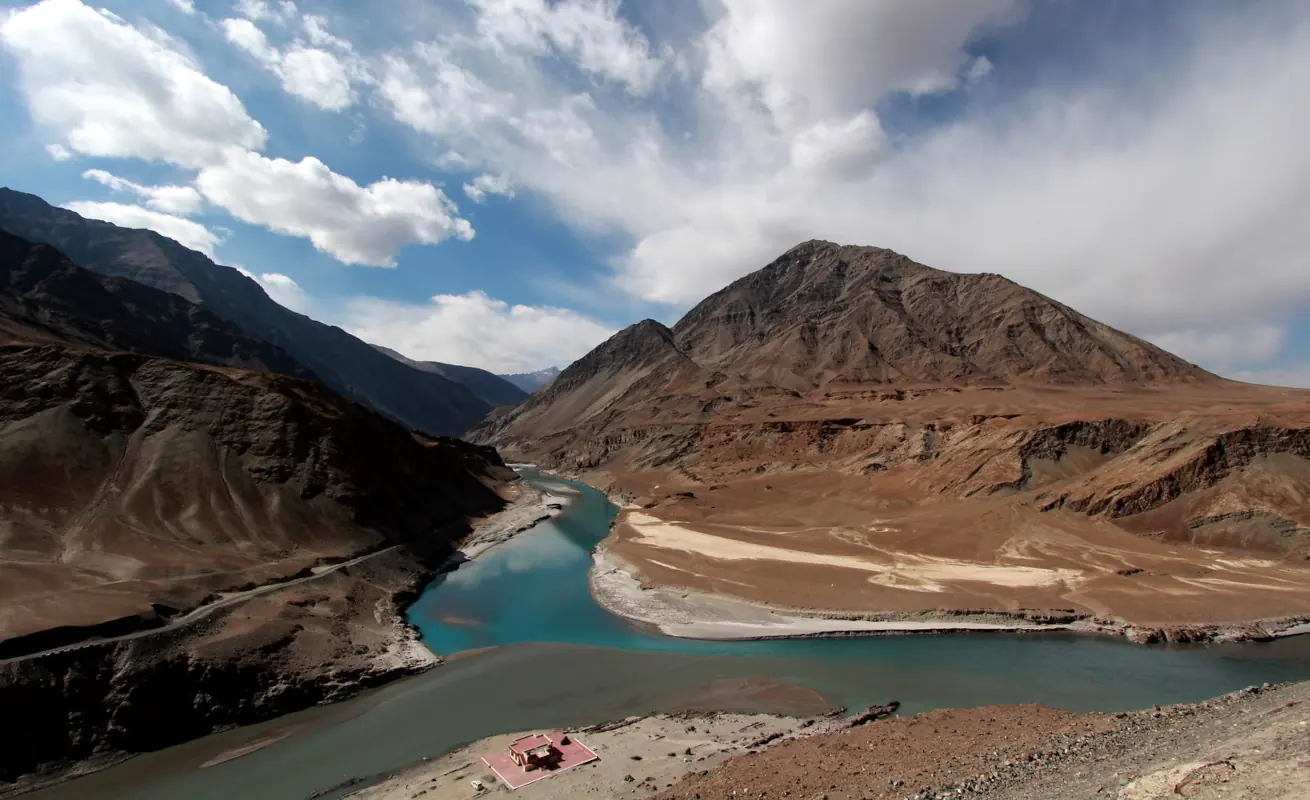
[30,472,1310,799]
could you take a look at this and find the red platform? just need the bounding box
[481,732,599,790]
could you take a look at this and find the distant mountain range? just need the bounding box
[0,188,493,436]
[372,344,529,407]
[499,366,562,393]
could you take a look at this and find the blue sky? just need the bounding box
[0,0,1307,383]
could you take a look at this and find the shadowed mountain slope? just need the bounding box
[0,188,492,436]
[0,228,312,379]
[0,232,514,644]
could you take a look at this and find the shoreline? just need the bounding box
[588,546,1310,645]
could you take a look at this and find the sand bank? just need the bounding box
[589,548,1069,639]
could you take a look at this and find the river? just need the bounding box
[29,472,1310,799]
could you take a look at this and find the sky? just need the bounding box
[0,0,1307,383]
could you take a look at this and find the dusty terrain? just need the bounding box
[475,241,1310,637]
[349,711,821,800]
[658,681,1310,800]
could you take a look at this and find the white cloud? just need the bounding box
[195,149,474,266]
[342,290,615,373]
[1151,325,1286,371]
[45,143,72,161]
[469,0,666,94]
[164,0,196,14]
[0,0,267,167]
[62,201,221,255]
[1228,365,1310,389]
[82,168,205,215]
[235,267,310,312]
[221,16,357,111]
[463,173,515,203]
[702,0,1018,128]
[372,0,1310,355]
[235,0,297,26]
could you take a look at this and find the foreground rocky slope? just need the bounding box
[0,234,522,785]
[476,241,1310,633]
[0,188,491,436]
[657,681,1310,800]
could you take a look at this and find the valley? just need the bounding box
[2,211,1308,799]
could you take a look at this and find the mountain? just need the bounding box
[474,241,1310,636]
[0,232,520,780]
[0,228,313,379]
[480,240,1214,444]
[0,231,513,644]
[0,188,492,436]
[373,344,529,407]
[499,366,562,393]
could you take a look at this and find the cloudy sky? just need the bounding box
[1,0,1307,382]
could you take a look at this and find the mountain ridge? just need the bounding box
[371,344,529,407]
[0,187,493,436]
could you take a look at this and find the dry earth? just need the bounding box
[657,681,1310,800]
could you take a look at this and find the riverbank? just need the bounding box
[590,546,1310,645]
[346,679,1310,800]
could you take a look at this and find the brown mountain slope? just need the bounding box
[0,238,529,784]
[0,235,515,644]
[672,240,1212,386]
[474,241,1310,636]
[0,228,314,379]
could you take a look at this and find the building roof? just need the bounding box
[509,734,554,756]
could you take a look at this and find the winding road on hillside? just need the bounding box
[0,545,402,666]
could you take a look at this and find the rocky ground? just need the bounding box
[657,681,1310,800]
[348,712,818,800]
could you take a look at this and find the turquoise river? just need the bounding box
[32,472,1310,799]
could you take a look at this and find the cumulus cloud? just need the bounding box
[469,0,667,94]
[164,0,195,14]
[221,13,361,111]
[235,0,298,26]
[195,150,474,266]
[372,0,1310,357]
[463,173,515,203]
[82,169,205,215]
[0,0,267,167]
[62,201,221,255]
[342,290,615,373]
[45,143,72,161]
[235,267,310,312]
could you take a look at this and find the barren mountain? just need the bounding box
[0,188,492,435]
[0,235,524,783]
[0,230,514,642]
[476,241,1310,637]
[0,229,313,378]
